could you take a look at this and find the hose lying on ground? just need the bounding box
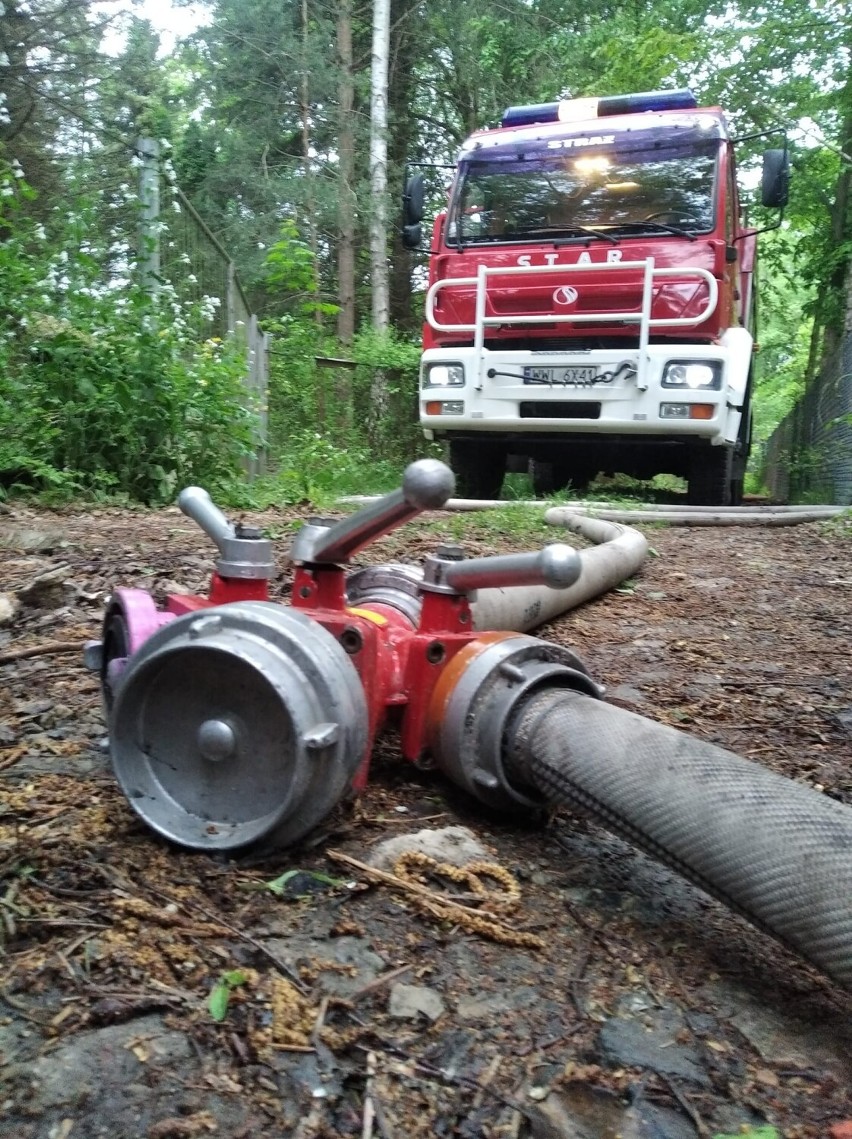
[340,494,848,526]
[505,688,852,990]
[472,515,648,632]
[342,492,852,989]
[545,504,846,527]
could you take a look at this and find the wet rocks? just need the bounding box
[388,984,445,1021]
[598,1010,710,1087]
[369,825,491,870]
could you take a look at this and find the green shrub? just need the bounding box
[0,159,258,503]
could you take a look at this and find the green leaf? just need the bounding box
[265,870,301,894]
[713,1128,779,1139]
[208,969,248,1020]
[208,981,231,1022]
[265,869,346,895]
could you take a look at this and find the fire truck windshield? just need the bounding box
[447,134,720,245]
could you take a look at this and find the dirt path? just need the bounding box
[1,501,851,1138]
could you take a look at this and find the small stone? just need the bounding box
[754,1067,779,1087]
[370,825,491,871]
[388,983,445,1021]
[17,699,53,716]
[0,593,19,625]
[609,684,646,707]
[835,708,852,736]
[599,1015,709,1086]
[17,568,76,610]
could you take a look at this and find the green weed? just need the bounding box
[208,969,249,1022]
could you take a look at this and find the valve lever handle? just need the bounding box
[178,486,275,580]
[291,459,455,565]
[179,486,236,549]
[435,545,582,594]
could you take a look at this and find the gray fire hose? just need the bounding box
[343,488,852,989]
[545,503,846,527]
[471,516,647,632]
[339,495,849,526]
[502,687,852,989]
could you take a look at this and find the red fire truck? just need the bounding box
[403,89,789,504]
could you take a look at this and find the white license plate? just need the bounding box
[523,365,599,386]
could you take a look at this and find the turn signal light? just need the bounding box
[690,404,715,420]
[424,400,464,416]
[659,402,716,421]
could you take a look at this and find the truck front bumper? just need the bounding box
[419,337,750,446]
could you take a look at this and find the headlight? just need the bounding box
[422,363,465,389]
[661,361,722,390]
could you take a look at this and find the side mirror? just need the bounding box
[761,149,789,209]
[401,223,422,250]
[403,172,425,226]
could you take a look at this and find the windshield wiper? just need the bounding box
[506,224,621,246]
[455,233,517,245]
[607,220,699,240]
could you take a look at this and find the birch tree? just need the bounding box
[369,0,390,332]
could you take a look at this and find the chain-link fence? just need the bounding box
[761,332,852,505]
[139,139,269,477]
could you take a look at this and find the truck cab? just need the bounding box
[405,89,788,504]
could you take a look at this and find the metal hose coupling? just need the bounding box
[178,486,275,580]
[108,602,369,852]
[425,632,601,812]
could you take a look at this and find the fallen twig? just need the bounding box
[659,1075,709,1136]
[1,985,57,1026]
[349,963,413,1003]
[0,749,27,771]
[0,640,82,665]
[472,1055,502,1110]
[146,884,310,993]
[327,849,544,949]
[311,994,330,1048]
[327,850,501,919]
[354,1038,528,1117]
[362,1050,378,1139]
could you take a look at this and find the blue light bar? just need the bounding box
[597,89,698,116]
[501,102,563,128]
[501,89,698,129]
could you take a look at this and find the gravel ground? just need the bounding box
[1,497,851,1139]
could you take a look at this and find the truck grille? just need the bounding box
[519,402,601,419]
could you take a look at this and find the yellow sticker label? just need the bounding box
[346,607,388,626]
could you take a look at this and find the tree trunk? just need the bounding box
[336,0,356,347]
[388,0,420,332]
[369,0,390,334]
[300,0,322,325]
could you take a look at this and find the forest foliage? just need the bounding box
[0,0,850,502]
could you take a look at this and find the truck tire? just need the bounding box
[530,459,593,498]
[688,446,733,507]
[449,440,506,499]
[729,400,752,508]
